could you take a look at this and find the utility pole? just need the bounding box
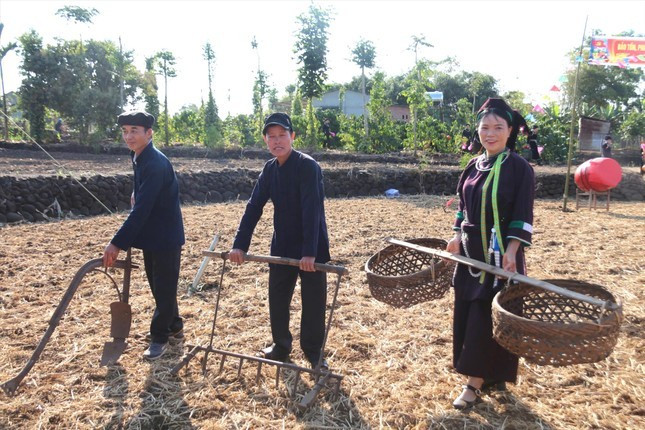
[562,16,588,211]
[118,37,124,111]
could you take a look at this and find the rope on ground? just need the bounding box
[0,111,113,215]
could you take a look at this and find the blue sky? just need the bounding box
[1,0,643,115]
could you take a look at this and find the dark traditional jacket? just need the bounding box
[111,141,185,251]
[233,150,330,263]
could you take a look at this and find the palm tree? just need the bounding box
[351,39,376,138]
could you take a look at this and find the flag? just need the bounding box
[532,104,545,113]
[550,85,561,92]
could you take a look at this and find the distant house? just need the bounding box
[388,105,411,122]
[313,89,370,116]
[314,89,413,122]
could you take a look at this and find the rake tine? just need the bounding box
[291,369,301,398]
[255,361,262,384]
[237,357,244,378]
[218,354,226,375]
[275,365,281,388]
[201,352,209,376]
[333,379,341,399]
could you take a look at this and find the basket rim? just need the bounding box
[492,280,623,329]
[364,238,450,281]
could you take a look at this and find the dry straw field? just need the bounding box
[1,196,643,429]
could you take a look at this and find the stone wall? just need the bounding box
[0,168,643,224]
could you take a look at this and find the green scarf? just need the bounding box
[479,150,508,283]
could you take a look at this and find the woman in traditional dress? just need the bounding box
[446,98,535,410]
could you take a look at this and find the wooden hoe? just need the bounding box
[2,250,136,396]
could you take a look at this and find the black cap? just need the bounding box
[117,111,155,128]
[262,112,292,135]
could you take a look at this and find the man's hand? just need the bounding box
[299,256,316,272]
[229,248,246,265]
[103,243,121,268]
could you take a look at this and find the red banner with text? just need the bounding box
[589,37,645,68]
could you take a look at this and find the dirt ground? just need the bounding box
[0,196,643,429]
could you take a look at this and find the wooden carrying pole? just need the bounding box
[387,238,620,312]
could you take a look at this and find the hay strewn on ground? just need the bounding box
[1,197,643,429]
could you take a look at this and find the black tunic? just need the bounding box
[451,150,535,381]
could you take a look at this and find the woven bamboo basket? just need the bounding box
[492,279,623,366]
[365,238,454,308]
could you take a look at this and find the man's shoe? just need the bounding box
[256,343,290,362]
[309,358,329,371]
[143,342,167,360]
[145,328,184,343]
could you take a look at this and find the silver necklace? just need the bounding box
[475,149,509,172]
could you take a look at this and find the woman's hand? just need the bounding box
[446,233,461,254]
[502,239,521,272]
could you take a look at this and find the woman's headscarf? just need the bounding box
[476,98,525,152]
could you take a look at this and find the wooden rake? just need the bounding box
[171,251,349,410]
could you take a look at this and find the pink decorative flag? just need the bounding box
[550,85,560,92]
[532,104,545,113]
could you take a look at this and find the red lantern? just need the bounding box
[574,158,623,192]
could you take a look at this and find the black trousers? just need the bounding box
[143,247,183,344]
[268,264,327,361]
[453,298,518,383]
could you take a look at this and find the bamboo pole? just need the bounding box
[563,15,589,211]
[387,238,620,311]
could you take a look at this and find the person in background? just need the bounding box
[102,110,185,361]
[321,118,332,148]
[461,127,472,152]
[229,112,331,370]
[527,125,542,165]
[446,98,535,410]
[54,118,63,142]
[601,135,613,158]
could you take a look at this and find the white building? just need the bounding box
[312,89,370,116]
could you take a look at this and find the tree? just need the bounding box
[406,34,433,153]
[0,23,18,141]
[142,56,160,126]
[18,31,54,143]
[366,71,400,152]
[172,104,204,144]
[55,5,98,24]
[153,50,177,145]
[294,4,332,146]
[466,71,498,113]
[351,39,376,138]
[401,59,433,153]
[43,38,140,142]
[203,42,222,146]
[55,5,98,52]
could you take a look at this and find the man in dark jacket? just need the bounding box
[102,110,185,360]
[229,112,331,370]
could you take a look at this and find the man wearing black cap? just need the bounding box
[229,112,331,370]
[103,110,185,360]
